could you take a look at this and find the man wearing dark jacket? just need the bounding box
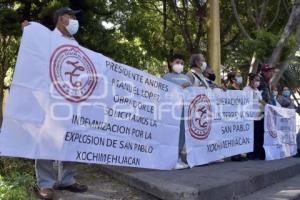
[258,64,275,105]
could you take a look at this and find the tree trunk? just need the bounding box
[270,0,300,84]
[231,0,252,40]
[163,0,167,49]
[0,87,3,127]
[249,52,258,73]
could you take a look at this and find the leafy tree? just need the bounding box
[0,0,300,120]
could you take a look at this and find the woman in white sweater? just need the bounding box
[244,73,266,160]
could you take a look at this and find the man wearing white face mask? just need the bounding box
[163,53,191,89]
[163,53,191,169]
[22,7,87,200]
[186,53,209,88]
[22,7,80,38]
[52,7,80,38]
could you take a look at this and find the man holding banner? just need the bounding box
[4,3,182,198]
[2,4,297,200]
[263,104,297,160]
[22,7,88,200]
[258,64,275,105]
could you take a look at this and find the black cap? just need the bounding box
[53,7,81,25]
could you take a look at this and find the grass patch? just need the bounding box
[0,158,36,200]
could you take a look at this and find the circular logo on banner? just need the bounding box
[50,45,98,103]
[188,94,212,140]
[266,109,277,138]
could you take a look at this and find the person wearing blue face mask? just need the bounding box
[277,87,295,109]
[276,86,297,158]
[22,7,87,200]
[282,87,291,98]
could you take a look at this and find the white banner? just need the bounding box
[184,87,254,167]
[264,104,297,160]
[0,22,183,170]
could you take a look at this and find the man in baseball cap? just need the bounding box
[22,7,81,37]
[258,63,275,104]
[53,7,81,23]
[38,7,87,200]
[53,7,81,37]
[22,7,87,200]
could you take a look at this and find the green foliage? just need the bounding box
[0,158,35,200]
[0,173,35,200]
[241,30,296,63]
[0,36,19,89]
[0,0,298,85]
[0,8,21,36]
[4,68,14,88]
[0,1,299,197]
[243,30,280,61]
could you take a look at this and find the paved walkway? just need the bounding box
[32,164,158,200]
[100,158,300,200]
[32,158,300,200]
[242,173,300,200]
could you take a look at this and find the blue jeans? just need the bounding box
[35,160,77,188]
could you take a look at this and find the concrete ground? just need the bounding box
[242,173,300,200]
[99,158,300,200]
[32,158,300,200]
[31,164,159,200]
